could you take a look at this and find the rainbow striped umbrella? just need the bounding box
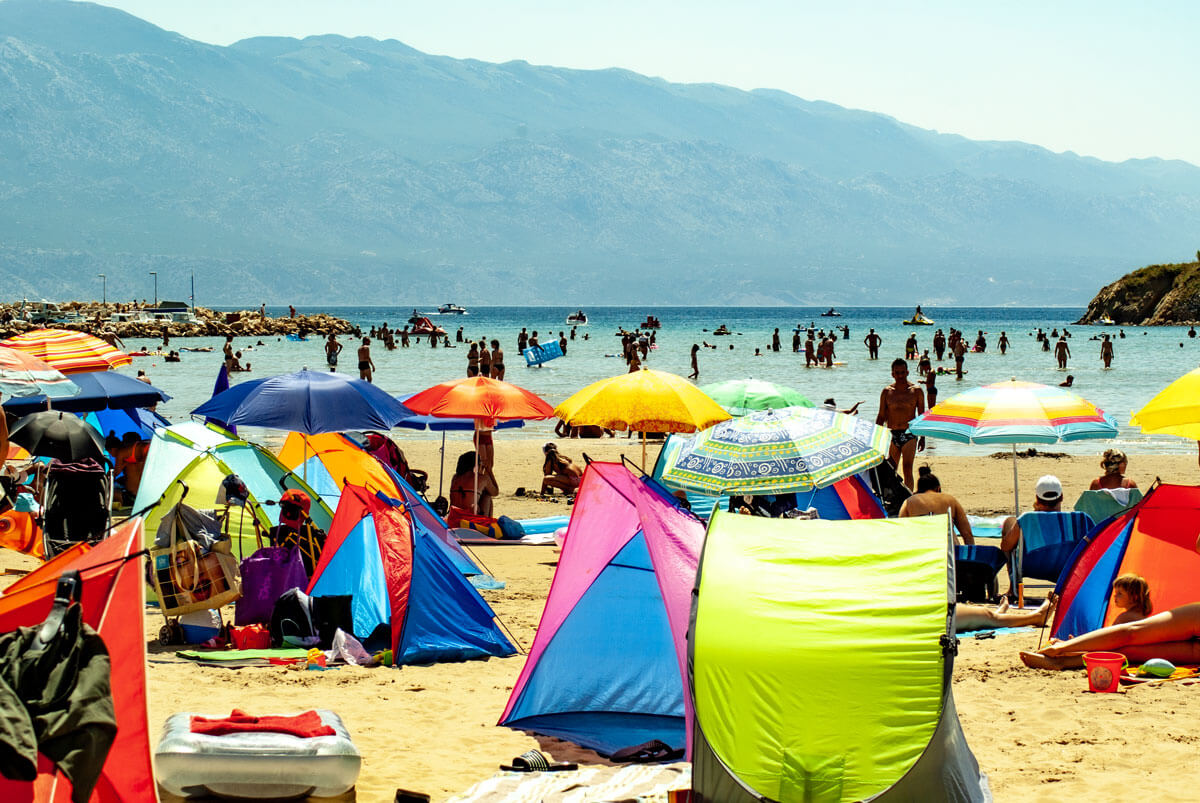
[909,379,1117,444]
[910,379,1117,515]
[1,329,132,374]
[0,347,79,399]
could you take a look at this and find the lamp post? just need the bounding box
[149,272,157,307]
[97,274,106,305]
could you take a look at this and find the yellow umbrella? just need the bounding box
[554,368,731,466]
[1130,367,1200,440]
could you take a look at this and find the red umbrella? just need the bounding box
[403,376,554,421]
[404,377,554,515]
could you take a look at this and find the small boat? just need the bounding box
[566,310,588,325]
[904,315,935,326]
[640,316,662,329]
[410,316,446,336]
[1098,316,1116,325]
[713,325,732,336]
[820,308,842,317]
[437,303,468,315]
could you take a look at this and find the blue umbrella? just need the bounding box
[3,370,170,414]
[191,370,414,434]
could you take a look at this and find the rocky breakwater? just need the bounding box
[1076,259,1200,325]
[0,303,357,340]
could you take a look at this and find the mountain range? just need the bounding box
[2,0,1199,305]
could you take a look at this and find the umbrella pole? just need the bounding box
[641,431,646,470]
[438,431,446,499]
[1011,442,1024,607]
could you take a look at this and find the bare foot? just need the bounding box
[1037,594,1058,627]
[1020,650,1085,670]
[996,598,1010,614]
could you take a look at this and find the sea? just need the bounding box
[118,305,1200,457]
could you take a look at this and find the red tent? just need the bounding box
[0,519,155,802]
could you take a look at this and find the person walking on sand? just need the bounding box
[689,343,700,380]
[1055,336,1071,369]
[864,329,881,360]
[357,337,375,383]
[1100,333,1114,368]
[877,358,925,490]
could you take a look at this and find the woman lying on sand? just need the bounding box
[957,595,1056,633]
[1020,602,1200,670]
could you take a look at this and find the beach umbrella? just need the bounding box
[394,391,525,498]
[909,378,1118,514]
[0,347,80,399]
[556,368,731,466]
[3,370,169,414]
[9,410,107,463]
[660,406,890,494]
[190,369,414,434]
[699,379,814,416]
[1,328,132,374]
[1130,367,1200,440]
[403,377,554,510]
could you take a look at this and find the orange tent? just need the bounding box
[0,519,154,802]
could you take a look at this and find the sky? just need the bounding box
[82,0,1200,166]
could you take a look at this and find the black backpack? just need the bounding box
[269,588,317,647]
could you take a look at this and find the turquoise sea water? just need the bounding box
[117,305,1200,456]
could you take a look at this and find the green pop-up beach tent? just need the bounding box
[689,513,991,802]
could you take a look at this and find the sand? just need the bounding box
[4,442,1200,801]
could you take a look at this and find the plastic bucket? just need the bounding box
[1083,651,1126,692]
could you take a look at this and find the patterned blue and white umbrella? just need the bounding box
[659,406,890,494]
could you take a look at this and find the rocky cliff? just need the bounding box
[1076,260,1200,325]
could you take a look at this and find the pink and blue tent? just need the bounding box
[499,462,705,756]
[307,485,514,664]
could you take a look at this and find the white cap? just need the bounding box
[1035,475,1063,503]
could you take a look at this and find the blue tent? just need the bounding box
[307,486,514,665]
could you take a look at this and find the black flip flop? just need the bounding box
[610,739,686,764]
[500,750,578,772]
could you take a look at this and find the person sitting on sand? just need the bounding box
[998,475,1063,555]
[540,443,583,496]
[898,467,974,545]
[1089,448,1137,491]
[1109,573,1153,625]
[956,595,1057,633]
[449,450,498,517]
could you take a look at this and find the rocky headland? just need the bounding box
[0,302,356,340]
[1076,259,1200,325]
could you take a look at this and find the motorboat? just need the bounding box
[1098,316,1116,325]
[820,308,842,317]
[713,325,732,336]
[904,315,935,326]
[566,310,588,324]
[437,303,468,315]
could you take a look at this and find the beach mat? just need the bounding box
[177,648,311,667]
[958,626,1038,638]
[447,762,690,803]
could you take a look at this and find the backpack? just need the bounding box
[269,588,318,647]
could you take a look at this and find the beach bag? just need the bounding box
[446,507,503,538]
[235,546,309,626]
[150,504,241,617]
[270,588,318,648]
[229,624,272,650]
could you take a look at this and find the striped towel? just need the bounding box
[447,763,690,803]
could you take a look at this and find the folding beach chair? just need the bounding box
[954,544,1006,603]
[1010,511,1095,593]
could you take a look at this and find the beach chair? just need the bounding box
[954,544,1006,603]
[1009,510,1095,592]
[1072,488,1142,524]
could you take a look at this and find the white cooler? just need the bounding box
[155,709,361,799]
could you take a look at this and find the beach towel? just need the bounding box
[447,762,690,803]
[189,709,334,739]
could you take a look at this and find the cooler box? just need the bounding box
[155,709,361,799]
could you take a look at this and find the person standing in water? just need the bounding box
[689,344,700,380]
[998,331,1009,354]
[324,334,342,372]
[1055,336,1071,369]
[358,337,375,382]
[1100,333,1114,368]
[864,329,881,360]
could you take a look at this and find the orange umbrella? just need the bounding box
[403,376,554,422]
[1,328,132,374]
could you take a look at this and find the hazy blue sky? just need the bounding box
[86,0,1200,166]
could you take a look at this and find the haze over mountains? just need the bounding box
[2,0,1198,305]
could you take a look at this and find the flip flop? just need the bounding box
[500,750,578,772]
[610,739,686,764]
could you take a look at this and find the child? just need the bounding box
[1112,573,1152,624]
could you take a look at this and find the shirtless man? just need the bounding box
[876,358,925,490]
[864,329,881,360]
[898,466,974,544]
[357,337,375,382]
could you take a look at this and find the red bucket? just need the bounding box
[1083,651,1126,692]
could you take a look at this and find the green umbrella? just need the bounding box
[699,379,814,416]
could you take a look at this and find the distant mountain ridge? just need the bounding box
[1,0,1198,304]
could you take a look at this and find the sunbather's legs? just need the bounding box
[1022,639,1200,670]
[956,595,1055,632]
[1040,603,1200,656]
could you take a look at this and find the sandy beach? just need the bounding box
[3,442,1199,801]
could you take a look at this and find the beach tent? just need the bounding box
[652,433,886,521]
[1052,483,1200,641]
[132,422,332,557]
[500,462,705,756]
[307,485,514,664]
[0,519,155,802]
[277,432,481,576]
[690,513,989,802]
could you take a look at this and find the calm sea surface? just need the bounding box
[118,306,1200,457]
